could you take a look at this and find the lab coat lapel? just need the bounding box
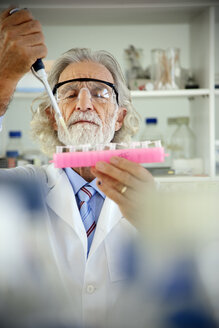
[45,164,87,251]
[89,197,122,257]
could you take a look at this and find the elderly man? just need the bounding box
[0,7,154,328]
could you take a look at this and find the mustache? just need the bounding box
[67,112,102,127]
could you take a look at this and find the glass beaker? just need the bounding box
[166,47,182,89]
[151,49,167,90]
[124,45,144,86]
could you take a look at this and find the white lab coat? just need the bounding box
[1,164,138,327]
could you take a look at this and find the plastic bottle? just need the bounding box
[140,118,164,145]
[5,131,23,168]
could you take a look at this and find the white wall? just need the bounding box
[43,24,190,70]
[216,23,219,76]
[214,20,219,140]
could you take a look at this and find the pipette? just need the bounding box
[9,8,69,136]
[31,61,69,135]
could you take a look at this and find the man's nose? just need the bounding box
[75,88,93,111]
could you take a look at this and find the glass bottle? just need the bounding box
[170,117,195,159]
[166,117,179,167]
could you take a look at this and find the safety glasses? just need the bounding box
[52,78,119,105]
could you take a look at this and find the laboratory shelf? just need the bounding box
[156,176,212,183]
[15,89,210,99]
[13,92,42,98]
[131,89,210,99]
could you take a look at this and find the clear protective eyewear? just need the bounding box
[52,78,119,105]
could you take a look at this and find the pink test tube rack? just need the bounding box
[51,146,167,168]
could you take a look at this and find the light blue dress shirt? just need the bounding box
[64,167,105,226]
[0,116,3,132]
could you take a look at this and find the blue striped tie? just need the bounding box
[77,185,96,255]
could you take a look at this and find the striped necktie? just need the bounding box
[77,185,96,255]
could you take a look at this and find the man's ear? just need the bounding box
[45,107,57,131]
[115,107,127,131]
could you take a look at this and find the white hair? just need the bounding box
[31,48,140,156]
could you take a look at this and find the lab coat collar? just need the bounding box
[45,164,87,255]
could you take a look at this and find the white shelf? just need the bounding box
[131,89,210,98]
[14,89,210,99]
[13,92,42,99]
[215,89,219,96]
[156,176,212,183]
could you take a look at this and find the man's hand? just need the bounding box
[90,156,154,228]
[0,7,47,80]
[0,7,47,115]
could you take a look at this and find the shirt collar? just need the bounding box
[64,167,105,198]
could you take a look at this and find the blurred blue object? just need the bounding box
[166,308,218,328]
[154,257,218,328]
[0,174,45,212]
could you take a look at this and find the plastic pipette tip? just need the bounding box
[59,116,70,138]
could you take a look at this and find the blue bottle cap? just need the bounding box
[6,151,19,158]
[146,118,157,124]
[9,131,22,138]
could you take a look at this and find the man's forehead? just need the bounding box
[58,61,114,84]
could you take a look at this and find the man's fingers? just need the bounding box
[91,167,145,206]
[0,7,16,22]
[0,7,48,72]
[10,19,42,36]
[95,161,139,189]
[17,32,45,47]
[92,169,128,205]
[91,167,130,197]
[3,8,34,27]
[31,44,47,58]
[110,156,153,183]
[95,158,153,188]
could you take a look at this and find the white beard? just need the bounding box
[56,110,117,146]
